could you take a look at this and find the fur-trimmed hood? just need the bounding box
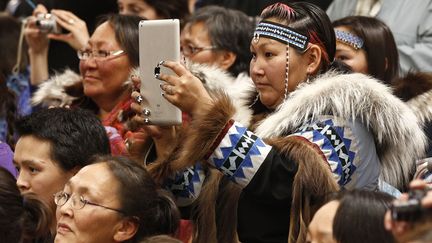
[252,72,426,189]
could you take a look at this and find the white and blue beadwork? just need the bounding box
[254,21,309,51]
[164,163,206,206]
[335,30,364,50]
[293,119,357,186]
[208,121,272,188]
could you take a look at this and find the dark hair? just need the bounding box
[332,190,395,243]
[91,156,180,242]
[97,14,146,68]
[141,0,190,22]
[186,5,255,77]
[333,16,399,85]
[15,108,111,171]
[0,167,52,242]
[260,2,336,74]
[0,72,17,148]
[139,235,182,243]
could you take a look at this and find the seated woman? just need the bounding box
[332,16,399,85]
[54,155,180,243]
[307,190,395,243]
[131,2,425,242]
[32,14,148,157]
[0,167,52,242]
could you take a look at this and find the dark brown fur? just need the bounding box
[393,72,432,102]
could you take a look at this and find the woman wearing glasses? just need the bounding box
[54,156,180,243]
[32,14,148,157]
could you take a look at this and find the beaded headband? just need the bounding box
[253,20,309,52]
[335,30,364,50]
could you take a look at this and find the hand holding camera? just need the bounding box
[24,4,89,51]
[384,179,432,242]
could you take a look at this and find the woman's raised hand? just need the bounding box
[157,61,214,116]
[24,4,50,54]
[48,9,89,50]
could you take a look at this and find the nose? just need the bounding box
[16,172,30,193]
[80,56,97,70]
[250,58,264,77]
[58,195,75,217]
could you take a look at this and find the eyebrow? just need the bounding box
[14,159,46,167]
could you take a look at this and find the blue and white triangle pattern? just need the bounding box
[164,163,206,207]
[294,119,357,186]
[208,121,272,188]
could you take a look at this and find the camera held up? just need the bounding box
[35,13,61,34]
[391,188,432,222]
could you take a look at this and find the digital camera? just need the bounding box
[391,188,432,222]
[35,13,61,34]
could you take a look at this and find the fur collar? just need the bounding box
[253,72,426,189]
[31,69,81,107]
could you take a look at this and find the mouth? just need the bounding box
[83,75,100,82]
[57,223,72,235]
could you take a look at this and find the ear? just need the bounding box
[305,44,322,75]
[217,51,237,72]
[113,218,139,242]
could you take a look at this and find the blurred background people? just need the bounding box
[327,0,432,73]
[194,0,332,16]
[181,5,254,83]
[333,15,399,86]
[117,0,189,23]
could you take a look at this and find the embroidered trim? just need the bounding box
[208,121,272,188]
[253,20,309,51]
[164,163,206,207]
[293,119,357,186]
[335,30,364,50]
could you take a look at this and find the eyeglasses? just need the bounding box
[180,44,218,56]
[77,49,125,60]
[54,191,125,214]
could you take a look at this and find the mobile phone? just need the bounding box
[138,19,182,125]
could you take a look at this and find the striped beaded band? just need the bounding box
[253,20,309,51]
[335,30,364,50]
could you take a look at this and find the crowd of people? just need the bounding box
[1,0,432,242]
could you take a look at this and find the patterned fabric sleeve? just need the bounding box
[163,163,206,207]
[206,120,272,189]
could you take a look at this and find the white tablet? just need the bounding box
[139,19,182,125]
